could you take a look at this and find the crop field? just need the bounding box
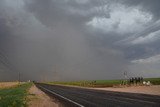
[47,77,160,87]
[48,79,123,87]
[0,82,19,89]
[0,83,32,107]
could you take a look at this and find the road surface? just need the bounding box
[35,83,160,107]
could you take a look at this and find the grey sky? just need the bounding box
[0,0,160,81]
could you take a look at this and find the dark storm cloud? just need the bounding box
[0,0,128,81]
[0,0,160,81]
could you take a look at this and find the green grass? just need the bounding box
[144,78,160,85]
[47,77,160,87]
[0,83,32,107]
[48,79,122,87]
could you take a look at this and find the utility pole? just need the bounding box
[124,71,127,79]
[123,71,128,85]
[55,65,57,74]
[18,72,20,85]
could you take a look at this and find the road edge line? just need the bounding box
[38,85,84,107]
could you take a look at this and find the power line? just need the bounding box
[0,50,18,72]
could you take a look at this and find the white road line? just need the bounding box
[38,85,84,107]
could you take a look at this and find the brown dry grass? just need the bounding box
[27,84,59,107]
[0,82,19,89]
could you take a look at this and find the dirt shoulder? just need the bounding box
[93,85,160,95]
[27,84,59,107]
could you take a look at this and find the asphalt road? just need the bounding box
[36,83,160,107]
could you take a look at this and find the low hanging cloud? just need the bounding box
[0,0,128,81]
[0,0,160,81]
[130,54,160,77]
[131,54,160,64]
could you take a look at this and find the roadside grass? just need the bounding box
[47,77,160,87]
[0,83,32,107]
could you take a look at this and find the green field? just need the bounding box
[0,83,32,107]
[47,77,160,88]
[144,78,160,85]
[48,79,123,87]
